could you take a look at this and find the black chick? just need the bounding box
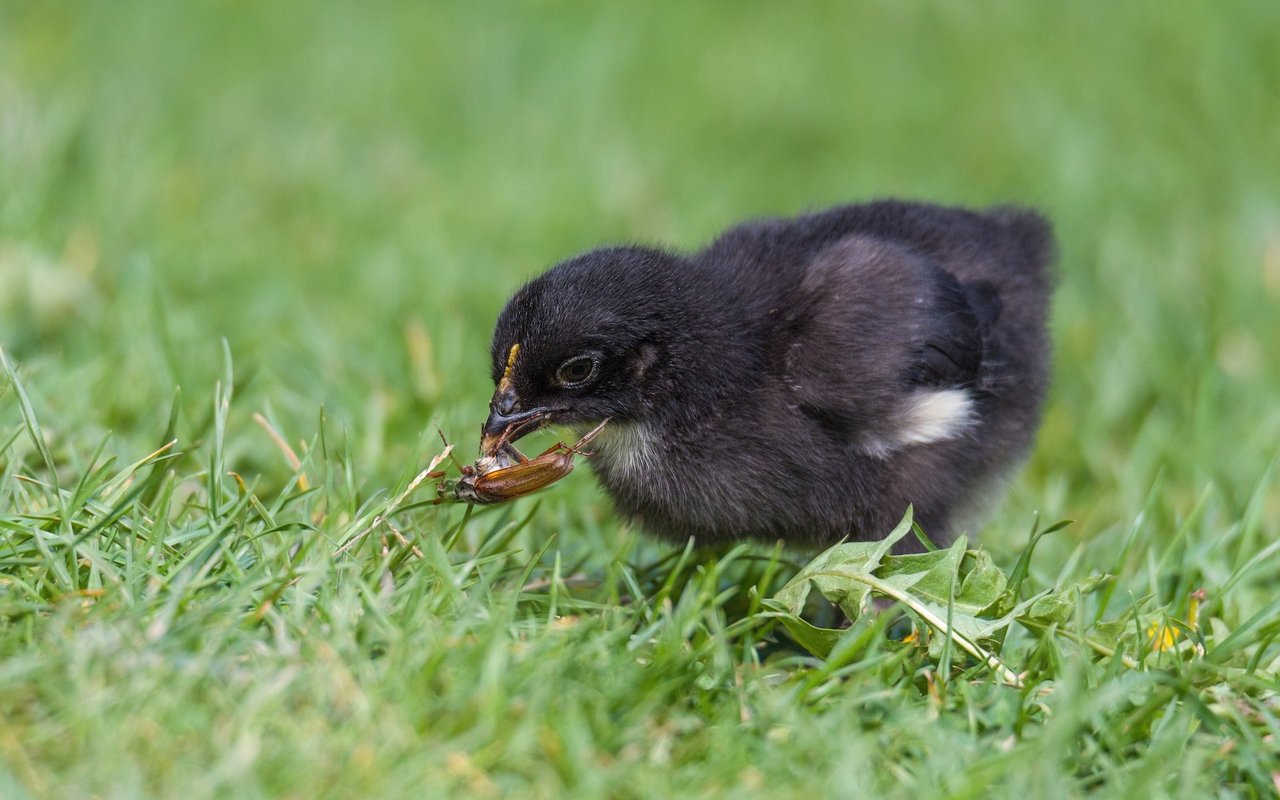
[480,200,1054,550]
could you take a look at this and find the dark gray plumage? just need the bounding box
[481,200,1054,550]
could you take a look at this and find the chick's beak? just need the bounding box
[480,385,551,454]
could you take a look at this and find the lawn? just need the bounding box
[2,2,1279,797]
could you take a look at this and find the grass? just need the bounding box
[2,1,1279,797]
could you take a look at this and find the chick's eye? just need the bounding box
[555,356,598,387]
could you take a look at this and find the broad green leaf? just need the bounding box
[770,507,1114,686]
[760,600,845,658]
[876,538,1008,616]
[1089,617,1133,651]
[1025,574,1112,625]
[773,508,916,618]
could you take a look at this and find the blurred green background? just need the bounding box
[2,0,1279,586]
[4,2,1280,796]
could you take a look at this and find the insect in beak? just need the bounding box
[480,402,550,457]
[435,419,610,505]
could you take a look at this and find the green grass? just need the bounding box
[3,2,1280,797]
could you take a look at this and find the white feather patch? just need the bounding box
[895,389,976,446]
[583,421,659,483]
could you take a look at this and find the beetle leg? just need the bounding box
[528,419,612,460]
[495,439,529,464]
[532,442,572,459]
[434,425,471,473]
[565,418,611,456]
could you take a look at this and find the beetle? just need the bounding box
[433,419,609,505]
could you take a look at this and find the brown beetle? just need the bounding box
[433,419,609,505]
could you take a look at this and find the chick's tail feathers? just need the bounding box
[985,206,1058,288]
